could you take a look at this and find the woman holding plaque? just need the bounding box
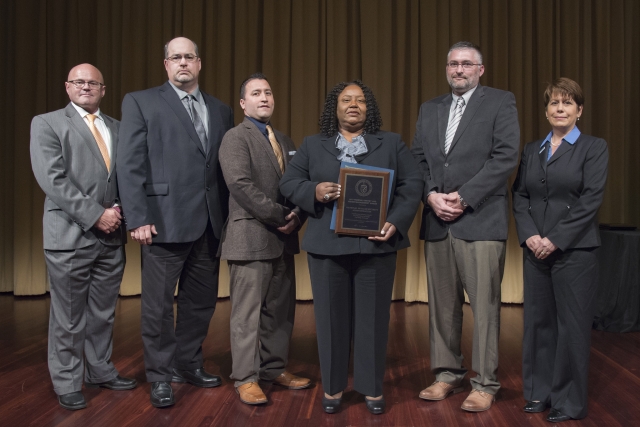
[512,78,608,423]
[280,80,423,415]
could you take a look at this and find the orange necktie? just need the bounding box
[266,125,285,173]
[86,114,111,172]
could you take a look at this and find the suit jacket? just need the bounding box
[30,103,125,250]
[411,84,520,241]
[512,133,608,251]
[279,131,423,256]
[117,81,234,243]
[219,118,306,261]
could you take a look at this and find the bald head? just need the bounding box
[65,63,105,114]
[163,37,201,93]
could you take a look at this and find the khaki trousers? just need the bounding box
[425,232,506,394]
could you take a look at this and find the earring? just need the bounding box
[577,117,580,121]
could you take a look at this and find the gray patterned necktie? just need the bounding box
[444,97,465,154]
[186,95,207,151]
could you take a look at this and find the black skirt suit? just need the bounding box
[511,132,608,419]
[280,131,423,396]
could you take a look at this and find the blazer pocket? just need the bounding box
[144,183,169,196]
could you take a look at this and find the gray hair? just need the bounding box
[447,41,483,64]
[164,38,199,59]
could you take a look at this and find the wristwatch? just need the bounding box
[459,194,469,208]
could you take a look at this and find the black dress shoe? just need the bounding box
[86,375,137,391]
[546,408,572,423]
[523,400,547,413]
[322,395,342,414]
[150,382,175,408]
[172,368,221,388]
[58,391,87,411]
[365,396,385,415]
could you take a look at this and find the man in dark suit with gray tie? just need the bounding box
[411,41,520,412]
[30,63,136,411]
[117,37,234,408]
[219,73,310,405]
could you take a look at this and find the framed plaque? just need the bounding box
[335,167,390,236]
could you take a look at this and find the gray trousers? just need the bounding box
[228,253,296,387]
[425,232,505,395]
[45,242,125,395]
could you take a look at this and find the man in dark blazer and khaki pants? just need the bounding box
[117,37,234,408]
[30,64,136,411]
[219,73,310,405]
[411,42,520,412]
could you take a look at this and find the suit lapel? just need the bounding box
[244,118,283,178]
[547,140,574,166]
[159,82,206,156]
[103,114,118,176]
[449,85,485,154]
[65,104,108,173]
[203,92,223,159]
[538,142,548,174]
[321,134,341,157]
[437,95,451,156]
[354,133,383,163]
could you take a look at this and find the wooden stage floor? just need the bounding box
[0,294,639,426]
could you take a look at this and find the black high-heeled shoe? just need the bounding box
[322,394,342,414]
[365,396,385,415]
[523,400,547,413]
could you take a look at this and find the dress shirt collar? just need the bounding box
[541,125,581,147]
[168,80,204,103]
[71,102,103,120]
[451,85,477,107]
[246,116,270,138]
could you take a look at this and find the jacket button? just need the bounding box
[541,178,545,183]
[206,164,210,168]
[206,187,210,191]
[444,163,449,167]
[108,178,111,183]
[543,197,548,202]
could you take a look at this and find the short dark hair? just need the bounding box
[319,80,383,137]
[240,73,269,99]
[163,38,199,59]
[448,41,483,64]
[544,77,584,108]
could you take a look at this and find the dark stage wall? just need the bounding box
[1,0,638,297]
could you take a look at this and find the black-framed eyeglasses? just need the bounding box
[67,80,104,89]
[166,54,199,63]
[446,62,482,69]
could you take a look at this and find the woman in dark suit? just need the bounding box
[512,77,608,423]
[280,81,423,415]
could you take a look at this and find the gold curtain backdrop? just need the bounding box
[1,0,638,303]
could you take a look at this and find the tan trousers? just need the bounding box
[425,232,506,395]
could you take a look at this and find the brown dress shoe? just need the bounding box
[271,371,311,390]
[461,389,495,412]
[419,381,464,401]
[236,382,267,405]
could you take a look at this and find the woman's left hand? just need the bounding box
[535,237,557,259]
[368,222,396,242]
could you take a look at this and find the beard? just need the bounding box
[175,72,194,83]
[447,75,473,93]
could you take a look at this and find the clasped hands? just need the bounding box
[315,182,396,242]
[427,191,466,222]
[94,207,122,234]
[526,235,557,260]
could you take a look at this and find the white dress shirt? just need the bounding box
[71,102,113,158]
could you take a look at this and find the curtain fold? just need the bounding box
[2,0,638,303]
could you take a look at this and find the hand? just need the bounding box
[535,237,557,260]
[316,182,341,203]
[427,192,463,222]
[94,208,122,234]
[446,191,466,211]
[131,224,157,245]
[368,222,397,241]
[525,235,543,252]
[277,212,300,235]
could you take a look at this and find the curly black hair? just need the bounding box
[319,80,383,137]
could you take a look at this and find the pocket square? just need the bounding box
[288,151,296,155]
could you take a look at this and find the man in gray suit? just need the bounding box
[117,37,234,408]
[30,63,136,411]
[219,73,310,405]
[411,42,520,412]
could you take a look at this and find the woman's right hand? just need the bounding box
[316,182,341,203]
[526,235,542,252]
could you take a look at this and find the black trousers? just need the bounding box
[307,252,397,397]
[522,247,598,419]
[141,221,220,382]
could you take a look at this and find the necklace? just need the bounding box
[550,140,562,147]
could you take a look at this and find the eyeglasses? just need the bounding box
[166,54,199,63]
[67,80,104,89]
[446,62,482,69]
